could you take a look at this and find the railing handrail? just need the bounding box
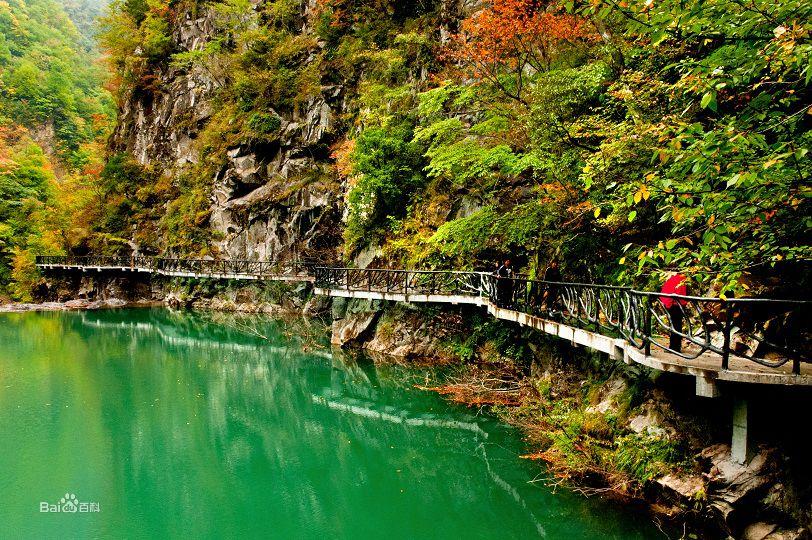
[314,266,492,277]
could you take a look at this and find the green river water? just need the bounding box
[0,308,662,539]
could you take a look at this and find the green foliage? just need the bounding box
[343,0,811,293]
[0,0,114,167]
[99,0,175,88]
[9,248,40,301]
[442,314,535,364]
[577,0,812,292]
[246,112,281,138]
[612,434,683,484]
[160,170,214,255]
[413,83,534,188]
[123,0,149,24]
[344,125,426,253]
[97,153,164,244]
[0,135,52,294]
[62,0,110,49]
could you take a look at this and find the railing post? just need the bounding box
[644,295,652,356]
[722,301,732,370]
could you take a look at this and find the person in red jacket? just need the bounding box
[660,272,688,352]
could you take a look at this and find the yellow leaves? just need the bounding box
[633,184,651,204]
[763,158,780,169]
[593,207,601,218]
[707,214,715,226]
[619,257,626,265]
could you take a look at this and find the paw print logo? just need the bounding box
[60,493,79,513]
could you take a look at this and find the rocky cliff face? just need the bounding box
[111,3,342,261]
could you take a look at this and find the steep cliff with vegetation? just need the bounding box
[3,0,808,296]
[88,0,810,296]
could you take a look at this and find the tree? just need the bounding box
[448,0,597,104]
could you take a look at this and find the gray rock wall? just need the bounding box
[111,2,343,262]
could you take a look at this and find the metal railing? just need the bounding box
[314,267,487,297]
[156,257,315,276]
[36,255,154,269]
[315,267,810,374]
[35,255,315,278]
[36,257,810,373]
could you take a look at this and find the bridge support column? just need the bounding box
[695,376,719,398]
[731,398,749,464]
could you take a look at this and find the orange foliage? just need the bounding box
[313,0,353,30]
[418,385,521,406]
[330,138,356,179]
[448,0,597,101]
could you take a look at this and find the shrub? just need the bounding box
[344,125,426,254]
[246,112,282,137]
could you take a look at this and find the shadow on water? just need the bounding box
[0,308,666,539]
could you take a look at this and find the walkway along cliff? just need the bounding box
[36,255,811,468]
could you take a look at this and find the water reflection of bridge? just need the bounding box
[80,312,333,360]
[311,392,488,437]
[309,390,550,537]
[77,310,549,536]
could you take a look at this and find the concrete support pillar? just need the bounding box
[695,376,719,398]
[731,398,749,464]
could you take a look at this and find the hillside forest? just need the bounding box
[0,0,113,299]
[0,0,810,300]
